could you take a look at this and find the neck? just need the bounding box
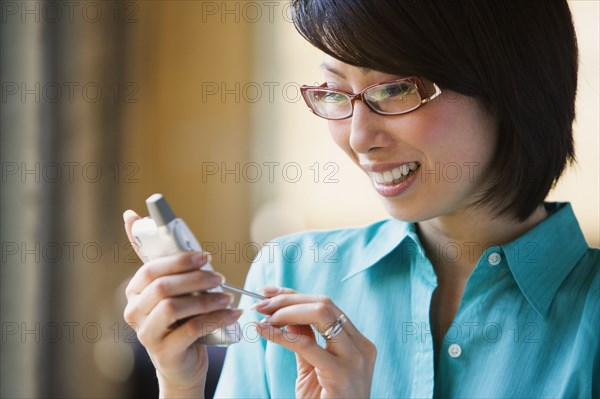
[416,204,548,279]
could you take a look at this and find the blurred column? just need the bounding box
[1,2,45,397]
[1,1,133,397]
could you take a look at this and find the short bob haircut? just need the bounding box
[291,0,578,221]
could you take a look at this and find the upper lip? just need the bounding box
[360,162,420,173]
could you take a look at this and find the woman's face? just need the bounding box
[322,56,499,222]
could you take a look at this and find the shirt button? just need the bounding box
[448,343,462,358]
[487,252,502,266]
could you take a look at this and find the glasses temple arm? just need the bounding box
[422,83,442,103]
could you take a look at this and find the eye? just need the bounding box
[367,83,416,102]
[382,85,405,97]
[321,92,347,104]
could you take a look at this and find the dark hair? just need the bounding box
[291,0,578,221]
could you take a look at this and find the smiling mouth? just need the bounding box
[368,162,421,185]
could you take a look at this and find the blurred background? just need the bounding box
[1,1,598,397]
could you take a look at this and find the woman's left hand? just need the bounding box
[253,287,377,399]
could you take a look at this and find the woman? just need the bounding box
[123,1,599,397]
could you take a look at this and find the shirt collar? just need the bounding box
[340,218,416,282]
[339,203,589,318]
[501,202,589,318]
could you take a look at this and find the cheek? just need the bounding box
[418,99,497,167]
[328,120,357,160]
[328,120,347,145]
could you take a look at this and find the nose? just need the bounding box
[349,100,389,154]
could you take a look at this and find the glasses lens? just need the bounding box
[304,89,352,119]
[364,82,421,114]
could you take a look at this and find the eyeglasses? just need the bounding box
[300,77,442,120]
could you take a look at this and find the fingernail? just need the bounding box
[260,286,280,296]
[214,272,226,284]
[258,316,271,325]
[192,253,209,266]
[249,299,269,311]
[229,309,243,320]
[218,294,231,305]
[123,209,137,222]
[227,293,236,305]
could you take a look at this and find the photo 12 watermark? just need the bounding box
[1,321,138,344]
[199,161,339,184]
[199,1,293,24]
[1,81,140,104]
[400,321,541,344]
[1,241,139,265]
[200,81,319,104]
[0,239,339,265]
[1,1,139,24]
[1,162,140,184]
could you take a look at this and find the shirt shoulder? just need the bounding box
[267,218,401,248]
[575,246,600,309]
[245,218,412,293]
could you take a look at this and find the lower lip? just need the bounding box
[372,168,419,197]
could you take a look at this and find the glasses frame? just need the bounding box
[300,76,442,120]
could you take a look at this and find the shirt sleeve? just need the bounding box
[213,247,272,399]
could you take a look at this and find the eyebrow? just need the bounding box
[320,63,373,78]
[320,62,345,78]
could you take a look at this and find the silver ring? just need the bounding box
[321,314,347,341]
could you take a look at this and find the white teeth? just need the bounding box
[373,172,384,183]
[368,162,420,184]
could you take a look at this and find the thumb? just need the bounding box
[122,209,142,259]
[286,324,316,375]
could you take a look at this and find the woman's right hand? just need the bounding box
[122,210,243,396]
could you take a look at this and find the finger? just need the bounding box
[123,209,142,259]
[139,293,234,343]
[285,324,319,375]
[259,286,297,297]
[251,293,323,314]
[135,269,225,316]
[126,251,211,296]
[256,319,337,370]
[262,303,363,358]
[264,302,355,338]
[252,294,360,339]
[161,309,244,352]
[286,323,316,340]
[256,288,363,351]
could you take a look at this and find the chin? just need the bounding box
[381,200,433,223]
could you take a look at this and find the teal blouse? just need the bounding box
[214,202,599,398]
